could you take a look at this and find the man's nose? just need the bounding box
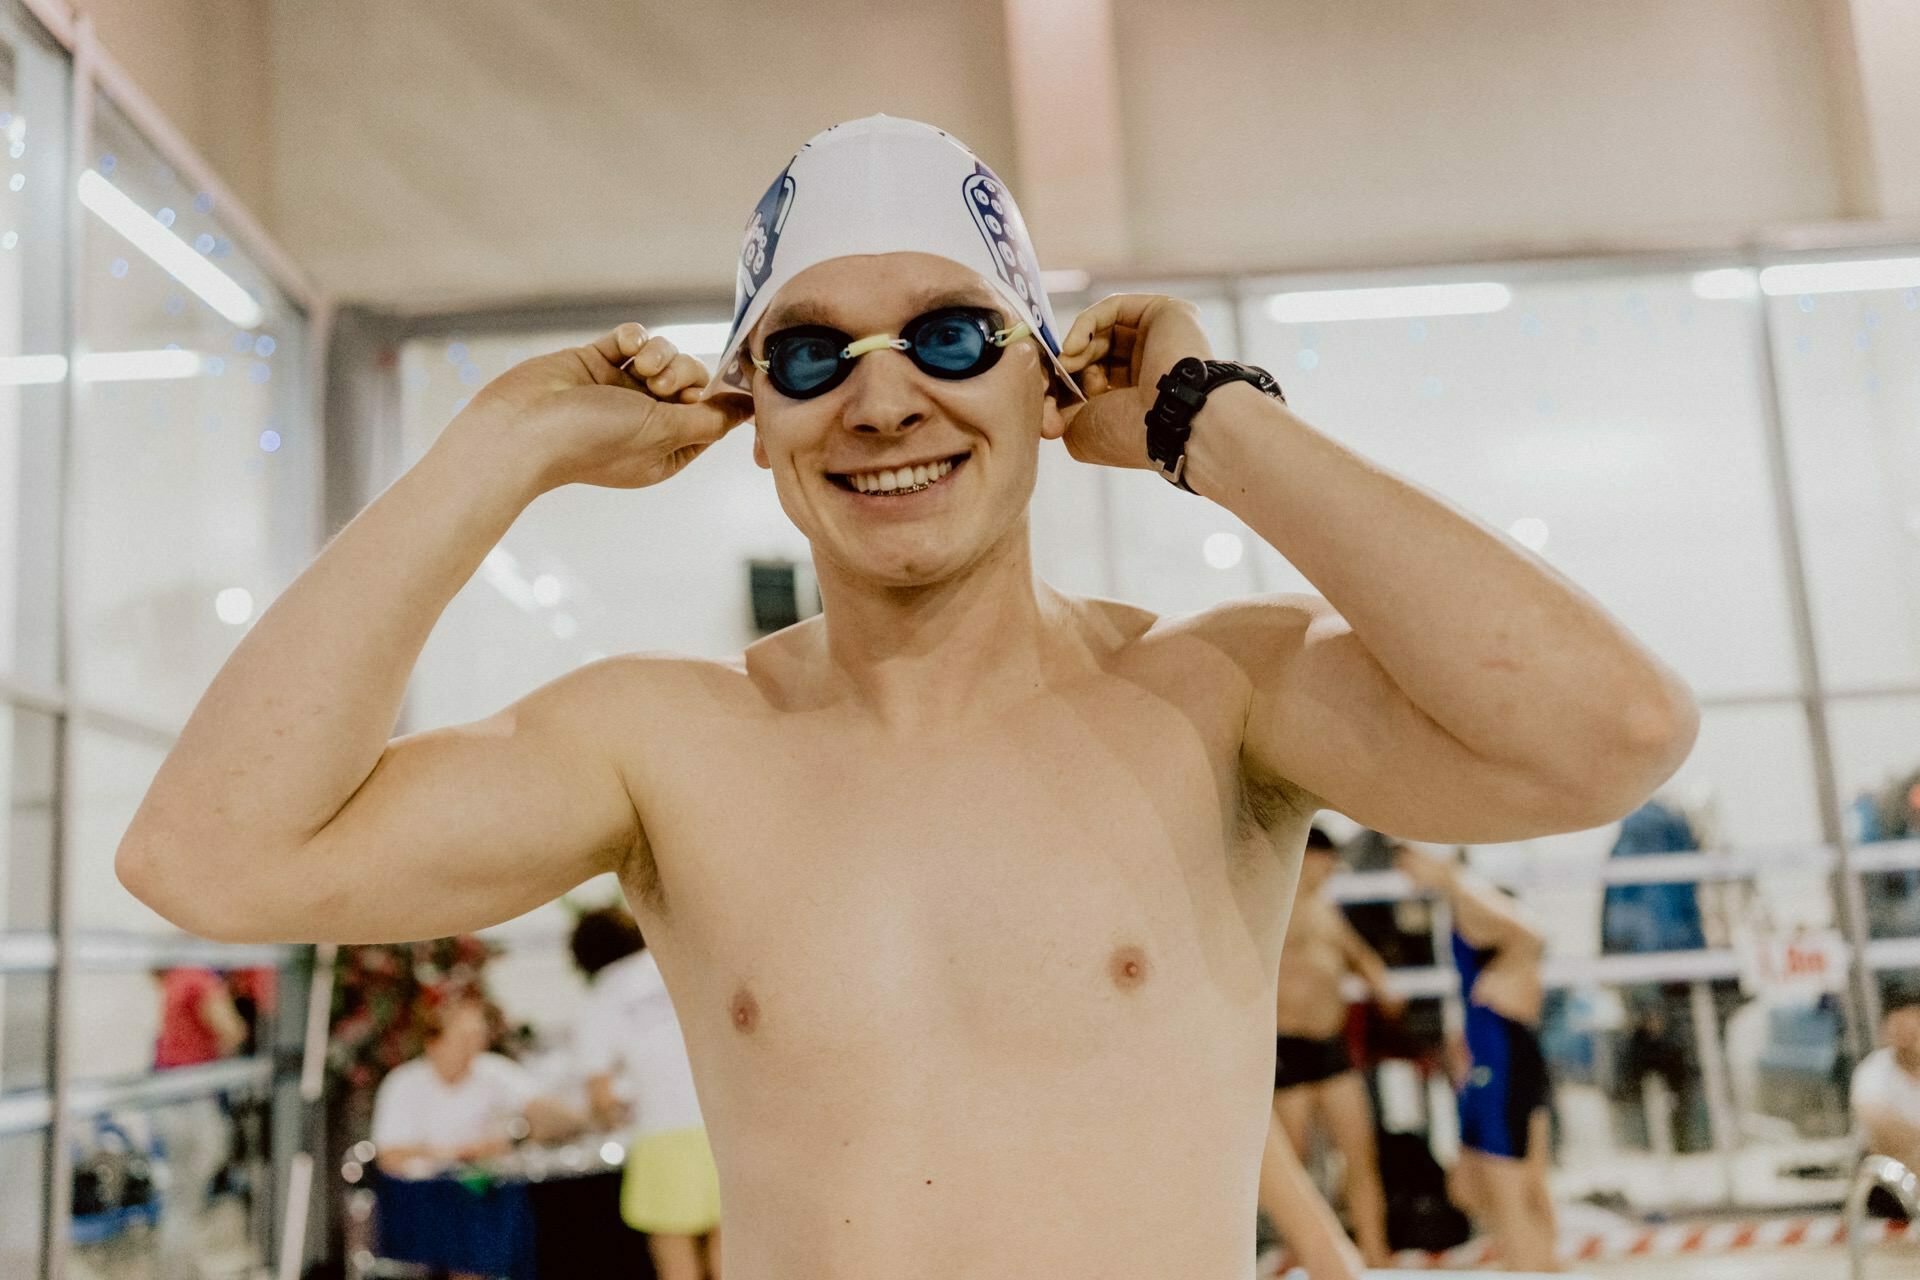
[840,349,931,435]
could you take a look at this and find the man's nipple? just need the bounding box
[729,984,760,1033]
[1109,944,1151,992]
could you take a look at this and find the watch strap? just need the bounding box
[1144,358,1286,493]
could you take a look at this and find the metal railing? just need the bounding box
[1848,1153,1917,1280]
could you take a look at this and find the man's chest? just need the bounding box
[620,672,1302,1055]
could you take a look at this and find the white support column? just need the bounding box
[1000,0,1133,272]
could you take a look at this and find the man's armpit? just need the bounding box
[1237,766,1314,840]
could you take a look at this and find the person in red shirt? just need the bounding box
[152,967,248,1069]
[149,969,250,1279]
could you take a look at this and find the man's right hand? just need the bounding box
[450,323,752,494]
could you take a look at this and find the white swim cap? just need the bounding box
[702,114,1084,405]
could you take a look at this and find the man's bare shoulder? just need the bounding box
[540,649,758,734]
[1079,591,1322,692]
[1054,593,1160,657]
[1149,592,1323,670]
[1107,593,1328,824]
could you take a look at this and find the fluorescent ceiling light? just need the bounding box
[1265,282,1511,324]
[1757,256,1920,297]
[1690,269,1758,300]
[77,169,264,328]
[0,354,67,385]
[79,348,204,381]
[0,349,205,384]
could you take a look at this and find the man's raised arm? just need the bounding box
[1057,295,1698,844]
[116,325,745,944]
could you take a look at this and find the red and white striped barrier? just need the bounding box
[1371,1213,1910,1269]
[1266,1214,1913,1272]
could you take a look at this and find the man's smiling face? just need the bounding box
[748,252,1069,589]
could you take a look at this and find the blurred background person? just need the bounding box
[1272,827,1405,1267]
[153,966,248,1072]
[149,968,248,1280]
[1397,841,1558,1273]
[1256,1104,1366,1280]
[570,906,720,1280]
[371,993,579,1179]
[1850,997,1920,1174]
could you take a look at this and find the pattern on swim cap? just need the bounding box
[719,165,797,389]
[961,162,1059,353]
[734,166,797,331]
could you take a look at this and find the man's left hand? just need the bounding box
[1057,293,1215,470]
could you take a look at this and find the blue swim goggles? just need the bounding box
[752,306,1032,400]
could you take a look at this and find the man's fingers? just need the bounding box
[589,322,648,370]
[1059,333,1111,374]
[624,335,680,381]
[1063,293,1157,354]
[647,352,709,399]
[1062,296,1119,354]
[658,398,746,449]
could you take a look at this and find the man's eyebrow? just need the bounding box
[759,287,1003,337]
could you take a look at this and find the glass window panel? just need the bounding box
[1236,267,1799,701]
[66,965,283,1087]
[400,331,813,728]
[1829,694,1920,940]
[0,970,47,1093]
[1454,702,1843,1209]
[1769,264,1920,691]
[70,728,178,936]
[1460,702,1822,979]
[0,1125,45,1279]
[1713,980,1854,1207]
[0,36,21,682]
[0,18,66,692]
[67,970,161,1083]
[1106,466,1274,614]
[1030,439,1110,599]
[69,97,317,731]
[1664,700,1823,851]
[3,703,54,932]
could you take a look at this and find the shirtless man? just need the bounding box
[115,116,1696,1280]
[1397,841,1558,1272]
[1270,827,1403,1266]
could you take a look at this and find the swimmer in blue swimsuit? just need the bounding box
[1397,842,1561,1273]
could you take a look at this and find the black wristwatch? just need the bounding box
[1144,357,1286,493]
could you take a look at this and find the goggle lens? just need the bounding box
[756,307,1027,400]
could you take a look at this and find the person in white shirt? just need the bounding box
[372,995,555,1177]
[570,907,719,1280]
[1852,998,1920,1173]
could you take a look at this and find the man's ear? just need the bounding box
[1036,358,1073,442]
[752,426,771,470]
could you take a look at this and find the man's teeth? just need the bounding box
[848,457,956,495]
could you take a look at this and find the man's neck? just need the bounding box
[808,525,1090,731]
